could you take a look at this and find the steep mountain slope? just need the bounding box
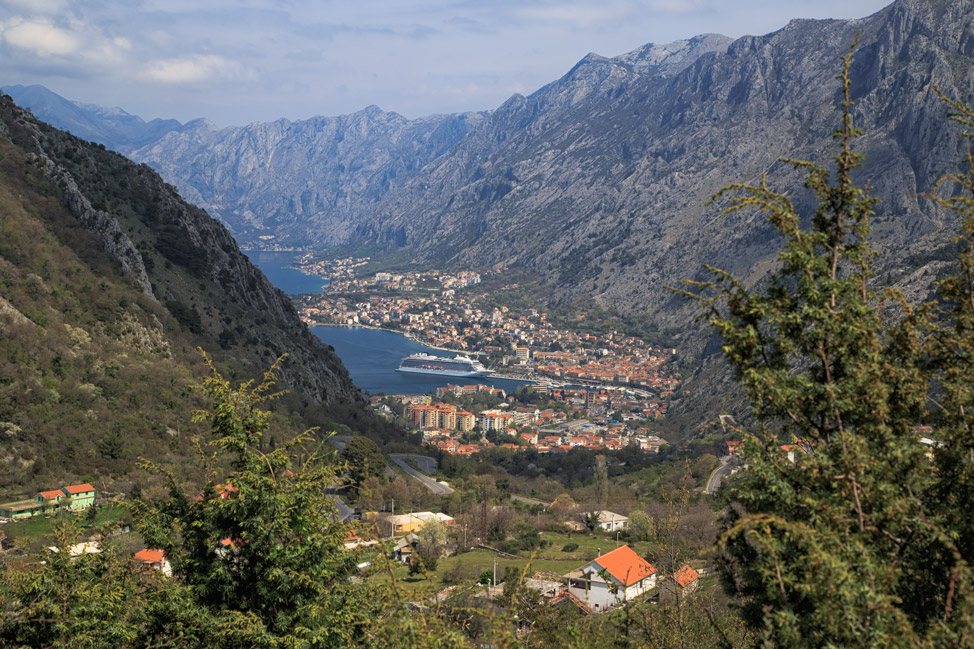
[359,0,971,327]
[131,108,487,248]
[0,94,379,495]
[2,84,187,150]
[119,35,728,250]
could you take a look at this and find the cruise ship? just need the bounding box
[396,353,489,377]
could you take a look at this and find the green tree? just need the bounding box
[680,42,974,647]
[627,509,652,542]
[340,435,386,491]
[594,454,608,508]
[134,353,376,646]
[417,519,449,550]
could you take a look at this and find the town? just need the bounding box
[380,386,670,457]
[293,260,683,398]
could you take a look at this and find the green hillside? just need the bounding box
[0,93,395,497]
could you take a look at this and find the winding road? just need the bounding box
[706,456,733,495]
[389,454,454,495]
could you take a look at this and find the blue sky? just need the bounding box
[0,0,894,127]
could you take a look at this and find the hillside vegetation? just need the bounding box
[0,94,395,496]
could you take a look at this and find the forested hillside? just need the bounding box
[0,94,394,496]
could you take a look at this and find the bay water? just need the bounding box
[245,250,526,395]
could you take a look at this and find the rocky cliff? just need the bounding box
[130,107,486,248]
[0,94,383,491]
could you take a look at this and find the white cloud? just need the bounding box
[1,17,79,57]
[144,55,248,83]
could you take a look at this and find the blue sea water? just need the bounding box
[243,250,329,295]
[244,249,526,395]
[311,326,527,396]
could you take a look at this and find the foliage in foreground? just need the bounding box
[680,42,974,647]
[0,355,470,648]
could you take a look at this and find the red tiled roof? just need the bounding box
[674,564,699,588]
[134,549,165,563]
[594,545,656,587]
[39,490,63,500]
[63,483,95,494]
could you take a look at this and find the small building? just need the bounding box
[36,489,65,514]
[587,510,629,532]
[723,440,744,456]
[374,511,454,536]
[565,545,657,611]
[663,564,700,600]
[61,484,96,510]
[134,548,172,576]
[0,499,42,520]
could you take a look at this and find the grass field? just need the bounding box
[1,504,131,545]
[370,529,656,594]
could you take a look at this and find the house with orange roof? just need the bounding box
[35,489,65,514]
[134,548,172,576]
[61,483,96,510]
[565,545,657,611]
[723,440,745,456]
[662,564,700,600]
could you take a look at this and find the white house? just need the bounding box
[134,548,172,576]
[588,510,629,532]
[565,545,657,611]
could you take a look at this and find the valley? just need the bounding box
[2,0,974,645]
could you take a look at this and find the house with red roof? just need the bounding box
[35,489,65,514]
[134,548,172,576]
[662,564,700,601]
[61,483,96,510]
[565,545,657,611]
[723,440,744,456]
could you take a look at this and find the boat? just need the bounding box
[396,353,489,377]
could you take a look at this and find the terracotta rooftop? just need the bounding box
[134,549,165,563]
[674,564,699,588]
[594,545,656,587]
[63,484,95,494]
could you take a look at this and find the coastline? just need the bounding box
[310,322,468,355]
[310,323,533,384]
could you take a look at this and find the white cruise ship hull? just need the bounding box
[396,366,490,378]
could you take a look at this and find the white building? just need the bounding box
[565,545,657,611]
[587,510,629,532]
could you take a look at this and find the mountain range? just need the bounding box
[6,0,974,423]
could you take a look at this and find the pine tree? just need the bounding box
[133,352,377,647]
[679,40,974,647]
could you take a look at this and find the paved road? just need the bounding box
[706,456,733,495]
[511,495,550,508]
[390,454,454,495]
[328,435,353,452]
[328,494,353,521]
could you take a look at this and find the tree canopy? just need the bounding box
[681,42,974,647]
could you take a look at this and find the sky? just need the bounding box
[0,0,895,127]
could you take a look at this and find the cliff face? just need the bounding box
[0,94,377,491]
[359,0,972,324]
[129,108,486,248]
